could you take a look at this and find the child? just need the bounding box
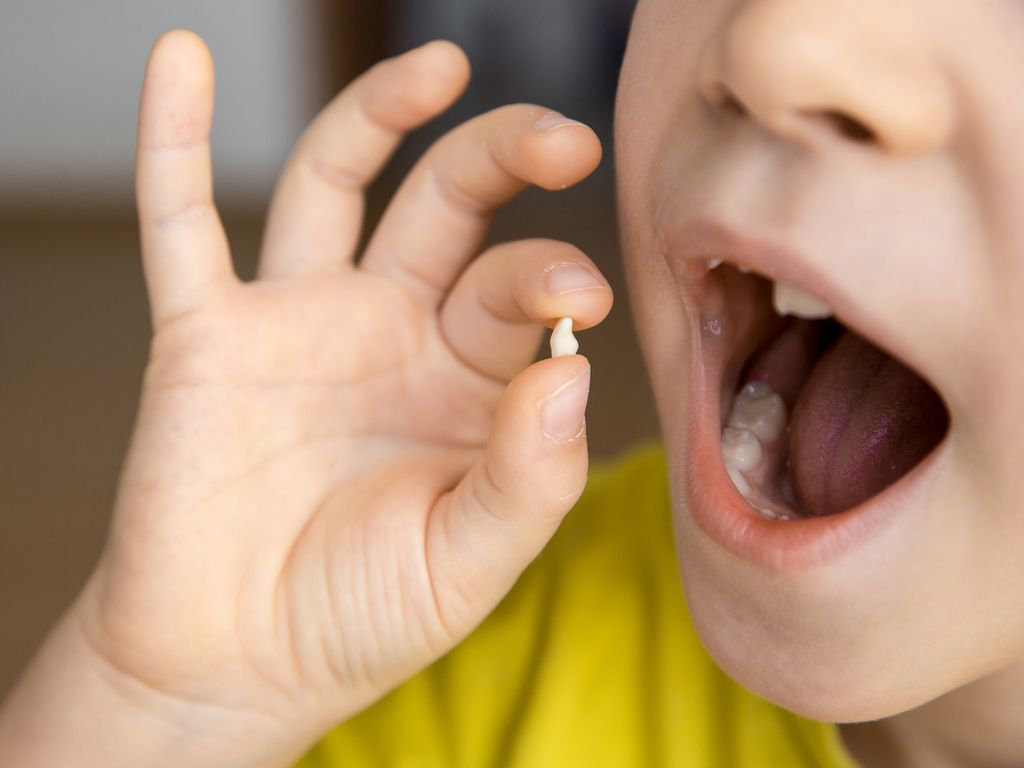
[2,1,1021,764]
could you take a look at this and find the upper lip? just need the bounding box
[665,216,842,307]
[663,214,903,367]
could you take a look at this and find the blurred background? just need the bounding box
[0,0,656,694]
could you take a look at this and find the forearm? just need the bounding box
[0,607,307,768]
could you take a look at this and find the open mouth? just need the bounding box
[708,264,950,522]
[674,221,951,528]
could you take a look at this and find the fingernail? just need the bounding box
[534,112,589,133]
[545,261,608,295]
[540,366,591,443]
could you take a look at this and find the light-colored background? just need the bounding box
[0,0,655,696]
[0,0,323,208]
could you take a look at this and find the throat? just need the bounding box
[840,660,1024,768]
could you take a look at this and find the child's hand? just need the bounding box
[17,30,609,767]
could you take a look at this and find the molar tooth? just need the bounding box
[729,382,787,443]
[726,465,752,497]
[721,428,763,471]
[772,280,834,320]
[755,504,794,521]
[549,317,579,358]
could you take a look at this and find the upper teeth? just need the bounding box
[708,260,835,320]
[772,281,834,320]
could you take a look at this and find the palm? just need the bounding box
[80,32,609,739]
[148,271,502,453]
[107,269,504,703]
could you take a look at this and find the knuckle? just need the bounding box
[538,466,589,520]
[429,164,502,216]
[308,156,365,193]
[144,200,213,232]
[469,460,519,525]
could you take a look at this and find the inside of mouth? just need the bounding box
[711,267,950,521]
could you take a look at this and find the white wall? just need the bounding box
[0,1,322,208]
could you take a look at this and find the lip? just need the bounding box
[667,215,946,572]
[663,217,848,314]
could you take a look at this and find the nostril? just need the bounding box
[704,83,748,118]
[815,110,876,145]
[719,88,748,118]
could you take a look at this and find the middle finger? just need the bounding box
[359,105,602,306]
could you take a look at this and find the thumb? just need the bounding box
[426,355,592,639]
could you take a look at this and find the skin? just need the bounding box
[615,1,1024,766]
[3,3,1023,765]
[0,32,610,768]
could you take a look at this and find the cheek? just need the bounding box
[616,17,700,411]
[615,0,707,198]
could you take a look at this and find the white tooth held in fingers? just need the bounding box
[550,317,579,358]
[729,382,787,443]
[772,280,834,320]
[721,428,763,471]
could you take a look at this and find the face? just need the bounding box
[615,0,1024,722]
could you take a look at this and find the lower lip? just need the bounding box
[685,353,917,573]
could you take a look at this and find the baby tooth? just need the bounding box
[550,317,579,358]
[772,281,834,320]
[726,465,752,497]
[708,258,724,270]
[729,382,787,443]
[755,504,794,521]
[721,427,763,471]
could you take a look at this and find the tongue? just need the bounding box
[789,332,948,517]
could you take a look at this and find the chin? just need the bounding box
[676,539,952,724]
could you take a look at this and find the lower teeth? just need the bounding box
[753,504,795,522]
[722,381,795,521]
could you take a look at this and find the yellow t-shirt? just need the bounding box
[295,444,859,767]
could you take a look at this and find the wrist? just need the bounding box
[0,596,311,768]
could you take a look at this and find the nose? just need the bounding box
[697,0,953,157]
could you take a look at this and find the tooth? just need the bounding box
[550,317,579,358]
[721,428,763,471]
[755,504,794,521]
[708,258,723,270]
[729,382,787,443]
[772,281,834,320]
[726,465,752,497]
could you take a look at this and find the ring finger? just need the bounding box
[259,41,470,279]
